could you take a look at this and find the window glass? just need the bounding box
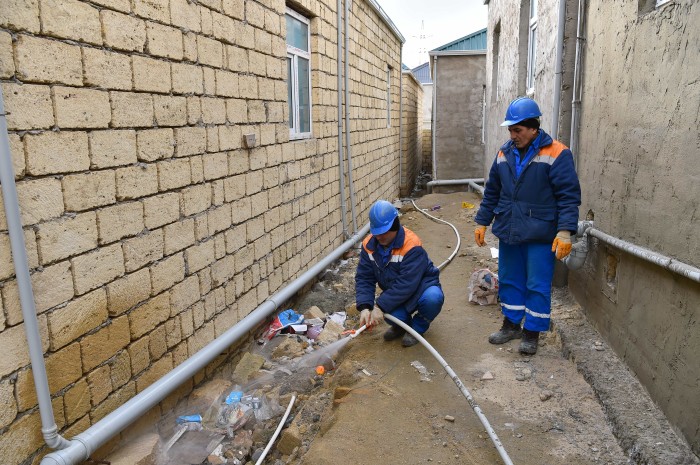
[287,57,294,129]
[286,9,312,138]
[297,57,311,133]
[286,14,309,52]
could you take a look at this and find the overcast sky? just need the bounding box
[376,0,488,69]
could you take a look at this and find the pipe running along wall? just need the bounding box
[39,223,370,465]
[0,84,72,451]
[344,0,358,234]
[336,0,349,238]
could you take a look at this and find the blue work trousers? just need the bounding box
[498,242,555,332]
[387,285,444,334]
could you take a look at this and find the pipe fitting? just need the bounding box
[42,425,71,450]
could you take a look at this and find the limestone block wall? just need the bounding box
[0,0,403,463]
[421,127,432,174]
[399,70,423,196]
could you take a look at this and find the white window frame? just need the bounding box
[526,0,537,93]
[656,0,671,7]
[386,67,392,127]
[286,8,313,140]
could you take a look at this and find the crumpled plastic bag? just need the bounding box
[261,309,304,340]
[468,268,499,305]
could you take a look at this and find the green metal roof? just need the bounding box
[432,28,487,52]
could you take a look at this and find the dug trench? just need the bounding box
[102,192,695,465]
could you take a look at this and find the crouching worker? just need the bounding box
[356,200,444,347]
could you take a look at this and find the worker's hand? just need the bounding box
[552,231,572,260]
[475,225,487,247]
[359,307,384,327]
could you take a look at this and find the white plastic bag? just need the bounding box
[468,268,499,305]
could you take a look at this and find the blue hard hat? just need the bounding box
[500,97,542,126]
[369,200,398,235]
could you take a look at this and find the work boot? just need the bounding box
[402,333,419,347]
[488,317,522,344]
[383,325,406,341]
[519,329,540,355]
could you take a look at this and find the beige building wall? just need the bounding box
[0,0,404,463]
[399,70,423,196]
[485,0,700,454]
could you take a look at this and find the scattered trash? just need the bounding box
[164,421,203,452]
[481,371,494,380]
[261,309,304,340]
[176,414,202,424]
[489,247,499,258]
[461,202,475,209]
[329,311,347,326]
[430,205,441,211]
[468,269,499,305]
[316,365,325,376]
[410,360,433,382]
[361,369,372,376]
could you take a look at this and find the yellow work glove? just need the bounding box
[475,225,487,247]
[359,306,384,327]
[552,230,572,259]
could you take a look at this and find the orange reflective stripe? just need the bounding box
[392,228,422,258]
[538,140,568,158]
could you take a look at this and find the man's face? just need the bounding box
[375,230,398,247]
[508,124,538,149]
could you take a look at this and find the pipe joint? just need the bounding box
[42,425,71,450]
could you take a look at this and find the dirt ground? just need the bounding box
[118,191,698,465]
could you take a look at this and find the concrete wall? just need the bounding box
[485,0,700,454]
[569,0,700,454]
[399,70,423,196]
[421,83,432,173]
[0,0,405,462]
[432,53,485,181]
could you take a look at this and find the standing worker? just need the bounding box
[356,200,444,347]
[474,97,581,355]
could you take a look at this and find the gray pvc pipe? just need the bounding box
[344,0,358,234]
[41,224,370,465]
[551,0,567,140]
[570,0,586,167]
[431,57,438,181]
[336,0,349,238]
[426,178,484,187]
[0,89,72,450]
[384,315,513,465]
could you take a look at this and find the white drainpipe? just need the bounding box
[551,0,567,140]
[431,56,438,181]
[0,88,72,450]
[336,0,349,238]
[344,0,358,233]
[570,0,586,166]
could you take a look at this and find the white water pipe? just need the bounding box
[254,394,297,465]
[431,57,438,181]
[344,0,358,234]
[336,0,349,238]
[551,0,567,140]
[40,223,370,465]
[0,85,72,451]
[384,314,514,465]
[410,200,461,270]
[426,178,485,195]
[570,0,586,166]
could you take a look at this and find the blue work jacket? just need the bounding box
[475,130,581,244]
[355,226,441,313]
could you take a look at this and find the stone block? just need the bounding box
[169,275,200,315]
[128,337,150,375]
[62,170,116,212]
[1,83,54,130]
[83,47,133,90]
[110,91,154,128]
[181,183,212,216]
[170,0,201,32]
[164,316,182,348]
[17,177,64,225]
[223,0,244,19]
[174,126,207,157]
[201,97,227,124]
[0,0,40,32]
[212,11,236,44]
[143,192,179,229]
[183,31,198,61]
[107,268,151,316]
[110,350,131,389]
[54,86,111,129]
[150,252,185,295]
[197,35,224,68]
[115,164,159,200]
[103,432,161,465]
[87,364,112,406]
[0,409,43,462]
[146,21,183,59]
[157,158,192,191]
[186,95,202,124]
[97,201,145,244]
[215,69,239,97]
[14,35,82,85]
[129,292,170,339]
[0,378,17,429]
[80,316,130,372]
[0,33,13,76]
[24,131,88,175]
[207,205,232,235]
[41,0,101,44]
[153,96,186,127]
[89,129,137,169]
[171,62,204,95]
[122,229,164,272]
[101,10,146,52]
[64,378,91,424]
[132,55,171,93]
[163,218,195,255]
[0,317,48,379]
[48,288,108,349]
[132,0,170,23]
[149,324,167,359]
[184,240,215,274]
[135,354,173,393]
[71,243,124,295]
